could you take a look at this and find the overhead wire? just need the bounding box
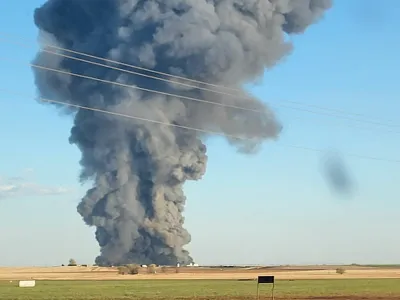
[11,59,400,131]
[0,32,399,163]
[0,87,399,164]
[1,46,399,136]
[23,58,400,134]
[0,31,397,127]
[282,115,400,135]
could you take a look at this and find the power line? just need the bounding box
[2,35,259,105]
[1,34,399,138]
[0,32,395,125]
[284,115,400,135]
[2,51,399,134]
[26,61,400,131]
[29,62,264,114]
[0,87,399,164]
[27,44,385,120]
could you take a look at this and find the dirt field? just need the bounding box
[1,267,400,300]
[0,265,399,281]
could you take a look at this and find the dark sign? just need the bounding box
[257,275,274,284]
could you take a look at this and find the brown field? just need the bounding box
[1,266,400,300]
[1,265,399,281]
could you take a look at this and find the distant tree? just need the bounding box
[117,266,129,275]
[68,259,77,266]
[336,267,346,274]
[126,264,140,275]
[147,264,157,274]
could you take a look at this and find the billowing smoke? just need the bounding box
[32,0,332,266]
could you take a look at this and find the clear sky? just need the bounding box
[0,0,399,267]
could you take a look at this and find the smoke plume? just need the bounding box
[32,0,332,266]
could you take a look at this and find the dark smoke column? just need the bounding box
[32,0,331,266]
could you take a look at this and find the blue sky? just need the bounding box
[0,0,399,267]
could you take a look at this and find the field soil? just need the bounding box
[0,265,399,281]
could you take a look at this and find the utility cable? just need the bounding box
[0,32,395,125]
[0,87,399,164]
[20,61,400,130]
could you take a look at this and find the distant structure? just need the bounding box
[19,280,36,288]
[187,262,199,267]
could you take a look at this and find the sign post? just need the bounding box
[256,275,275,300]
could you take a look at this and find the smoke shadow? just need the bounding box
[320,150,357,199]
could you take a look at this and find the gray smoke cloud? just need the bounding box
[32,0,332,266]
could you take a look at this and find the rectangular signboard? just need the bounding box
[258,275,274,284]
[19,280,36,287]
